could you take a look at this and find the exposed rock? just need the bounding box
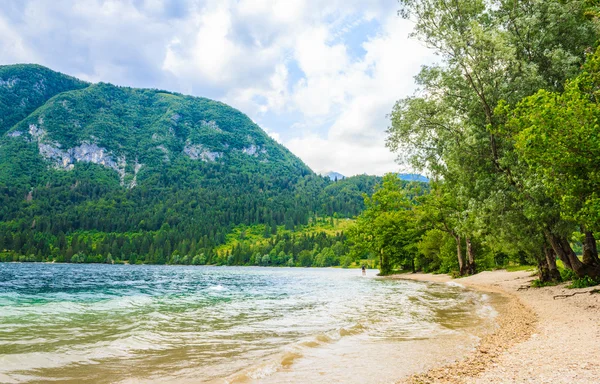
[242,145,258,156]
[129,161,143,188]
[60,100,73,112]
[156,145,170,162]
[32,79,46,93]
[27,125,140,188]
[0,77,19,88]
[7,131,23,138]
[200,120,221,132]
[29,124,46,139]
[72,143,126,182]
[241,144,267,157]
[184,143,222,162]
[38,142,73,170]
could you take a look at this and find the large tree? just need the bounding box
[388,0,599,279]
[503,47,600,277]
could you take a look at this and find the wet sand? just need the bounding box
[390,270,600,384]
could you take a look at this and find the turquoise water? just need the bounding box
[0,264,494,383]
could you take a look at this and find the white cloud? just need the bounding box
[163,4,239,84]
[223,63,290,115]
[295,27,349,77]
[286,134,398,176]
[282,13,434,175]
[0,14,37,62]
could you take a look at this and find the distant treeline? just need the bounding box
[0,223,351,268]
[0,170,381,266]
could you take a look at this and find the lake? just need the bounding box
[0,264,495,383]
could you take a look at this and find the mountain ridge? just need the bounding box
[1,65,312,189]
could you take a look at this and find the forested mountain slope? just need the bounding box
[0,64,381,265]
[0,64,89,137]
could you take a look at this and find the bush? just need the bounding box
[71,253,86,263]
[568,276,600,289]
[560,267,577,281]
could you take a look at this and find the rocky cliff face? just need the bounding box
[7,120,142,188]
[183,143,222,162]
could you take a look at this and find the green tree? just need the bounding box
[349,175,420,275]
[503,47,600,277]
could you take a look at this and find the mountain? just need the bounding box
[322,171,345,181]
[0,64,379,265]
[0,64,89,137]
[1,65,311,188]
[398,173,429,182]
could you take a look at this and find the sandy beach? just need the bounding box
[390,270,600,384]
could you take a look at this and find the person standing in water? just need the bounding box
[361,265,366,276]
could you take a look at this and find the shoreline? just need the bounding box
[389,270,600,383]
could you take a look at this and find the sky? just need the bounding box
[0,0,434,176]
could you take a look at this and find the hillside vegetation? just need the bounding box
[0,65,385,266]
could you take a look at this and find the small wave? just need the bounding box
[314,333,334,343]
[445,281,465,288]
[280,352,302,368]
[227,353,296,383]
[476,303,498,319]
[299,331,336,348]
[227,363,278,383]
[246,364,278,380]
[339,323,365,337]
[207,285,227,291]
[299,340,321,348]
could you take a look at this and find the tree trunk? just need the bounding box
[545,230,573,270]
[543,244,561,282]
[466,237,475,275]
[545,230,600,278]
[537,251,550,283]
[454,234,466,275]
[582,230,600,267]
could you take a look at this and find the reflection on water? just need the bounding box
[0,264,495,383]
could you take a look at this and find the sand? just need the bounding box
[390,270,600,384]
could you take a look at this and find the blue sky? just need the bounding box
[0,0,433,175]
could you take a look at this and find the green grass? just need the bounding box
[502,264,537,272]
[531,279,562,288]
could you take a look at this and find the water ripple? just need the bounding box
[0,264,493,383]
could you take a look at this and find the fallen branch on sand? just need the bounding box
[553,289,600,300]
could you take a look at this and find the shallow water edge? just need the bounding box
[0,264,498,384]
